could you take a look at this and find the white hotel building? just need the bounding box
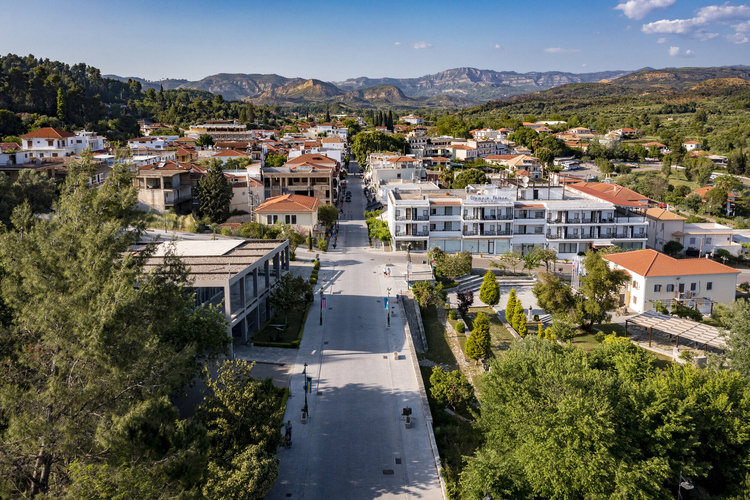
[386,183,648,259]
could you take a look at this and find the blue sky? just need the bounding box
[3,0,749,81]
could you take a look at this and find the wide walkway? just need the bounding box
[267,174,443,499]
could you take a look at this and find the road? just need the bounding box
[267,161,443,500]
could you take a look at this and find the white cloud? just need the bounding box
[494,44,505,50]
[657,37,667,42]
[543,47,580,53]
[615,0,676,20]
[730,18,750,40]
[413,41,432,49]
[727,32,750,41]
[582,63,588,67]
[393,42,402,46]
[668,45,696,57]
[642,3,750,39]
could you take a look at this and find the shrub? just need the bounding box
[220,226,233,236]
[317,237,328,252]
[290,251,296,261]
[594,331,606,343]
[533,314,539,321]
[456,322,465,333]
[314,261,321,270]
[309,277,317,285]
[448,310,458,320]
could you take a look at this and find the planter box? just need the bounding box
[405,418,412,429]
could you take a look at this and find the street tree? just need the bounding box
[457,289,474,316]
[412,281,447,309]
[573,251,629,330]
[196,159,233,223]
[479,270,500,307]
[532,272,575,316]
[497,250,522,275]
[429,366,475,413]
[317,203,339,229]
[428,248,472,277]
[536,247,557,271]
[268,273,312,325]
[522,248,542,275]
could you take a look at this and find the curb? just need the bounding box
[398,299,448,500]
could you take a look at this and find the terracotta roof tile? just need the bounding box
[254,194,319,213]
[605,249,739,277]
[20,127,75,139]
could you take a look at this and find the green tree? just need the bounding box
[350,130,408,164]
[549,313,576,341]
[534,147,553,171]
[317,203,339,229]
[268,273,311,325]
[479,270,500,307]
[196,160,232,223]
[56,88,67,121]
[532,272,575,315]
[196,133,215,147]
[0,163,229,497]
[728,299,750,380]
[498,250,522,275]
[522,248,542,275]
[663,240,684,256]
[536,247,557,271]
[727,149,747,175]
[514,308,527,336]
[451,168,488,189]
[428,247,472,277]
[411,280,447,309]
[684,193,703,212]
[661,154,672,177]
[595,157,614,174]
[714,174,743,193]
[505,288,518,324]
[199,360,285,500]
[461,338,750,499]
[465,312,491,359]
[574,251,629,330]
[705,187,728,215]
[11,169,57,215]
[265,153,287,167]
[429,366,475,412]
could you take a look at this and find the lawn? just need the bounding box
[251,303,310,345]
[569,323,626,351]
[462,307,516,356]
[421,305,458,367]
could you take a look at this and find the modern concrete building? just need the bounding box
[386,183,648,257]
[263,153,340,204]
[186,120,255,142]
[646,208,686,252]
[134,160,193,213]
[605,249,739,314]
[141,239,290,353]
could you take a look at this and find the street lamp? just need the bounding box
[678,470,694,499]
[387,287,392,328]
[319,274,326,326]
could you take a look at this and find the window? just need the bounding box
[654,284,662,292]
[266,215,278,224]
[690,283,697,291]
[690,237,696,245]
[667,284,674,292]
[559,243,577,253]
[661,223,664,230]
[707,282,713,291]
[285,215,297,225]
[632,281,640,290]
[706,237,712,244]
[431,209,437,215]
[632,296,637,304]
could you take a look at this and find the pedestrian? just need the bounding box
[384,268,388,278]
[285,420,292,439]
[387,267,391,277]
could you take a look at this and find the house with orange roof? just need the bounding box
[642,142,670,155]
[21,127,107,158]
[683,140,701,151]
[604,248,739,313]
[400,114,424,125]
[645,208,686,252]
[213,149,253,165]
[691,185,737,216]
[254,193,320,232]
[576,182,652,207]
[263,153,340,204]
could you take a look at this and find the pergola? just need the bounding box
[624,310,727,351]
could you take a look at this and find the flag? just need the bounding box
[321,297,326,310]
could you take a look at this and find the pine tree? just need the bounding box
[465,312,491,360]
[479,270,500,307]
[505,289,517,324]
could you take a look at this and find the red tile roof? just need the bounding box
[254,194,319,213]
[604,249,739,277]
[21,127,75,139]
[567,182,646,208]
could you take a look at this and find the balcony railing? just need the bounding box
[396,215,429,221]
[515,214,546,220]
[463,215,480,220]
[547,217,563,223]
[395,231,429,237]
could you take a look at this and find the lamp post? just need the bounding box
[302,362,309,420]
[387,287,392,328]
[319,274,325,326]
[678,470,694,499]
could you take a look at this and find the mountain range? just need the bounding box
[104,67,635,107]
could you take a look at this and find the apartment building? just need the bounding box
[186,120,255,142]
[134,160,193,213]
[386,183,648,257]
[263,153,339,204]
[20,127,107,158]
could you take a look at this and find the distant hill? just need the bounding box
[333,67,634,101]
[611,66,750,90]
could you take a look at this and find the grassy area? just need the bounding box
[436,277,459,289]
[570,323,626,351]
[251,304,310,346]
[420,365,482,498]
[421,306,458,367]
[463,307,516,356]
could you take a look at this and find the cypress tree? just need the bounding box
[196,159,233,224]
[465,312,491,360]
[515,309,527,337]
[479,270,500,307]
[505,288,517,324]
[56,88,67,121]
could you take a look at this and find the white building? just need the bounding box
[400,115,424,125]
[605,249,739,314]
[386,183,648,257]
[20,128,107,159]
